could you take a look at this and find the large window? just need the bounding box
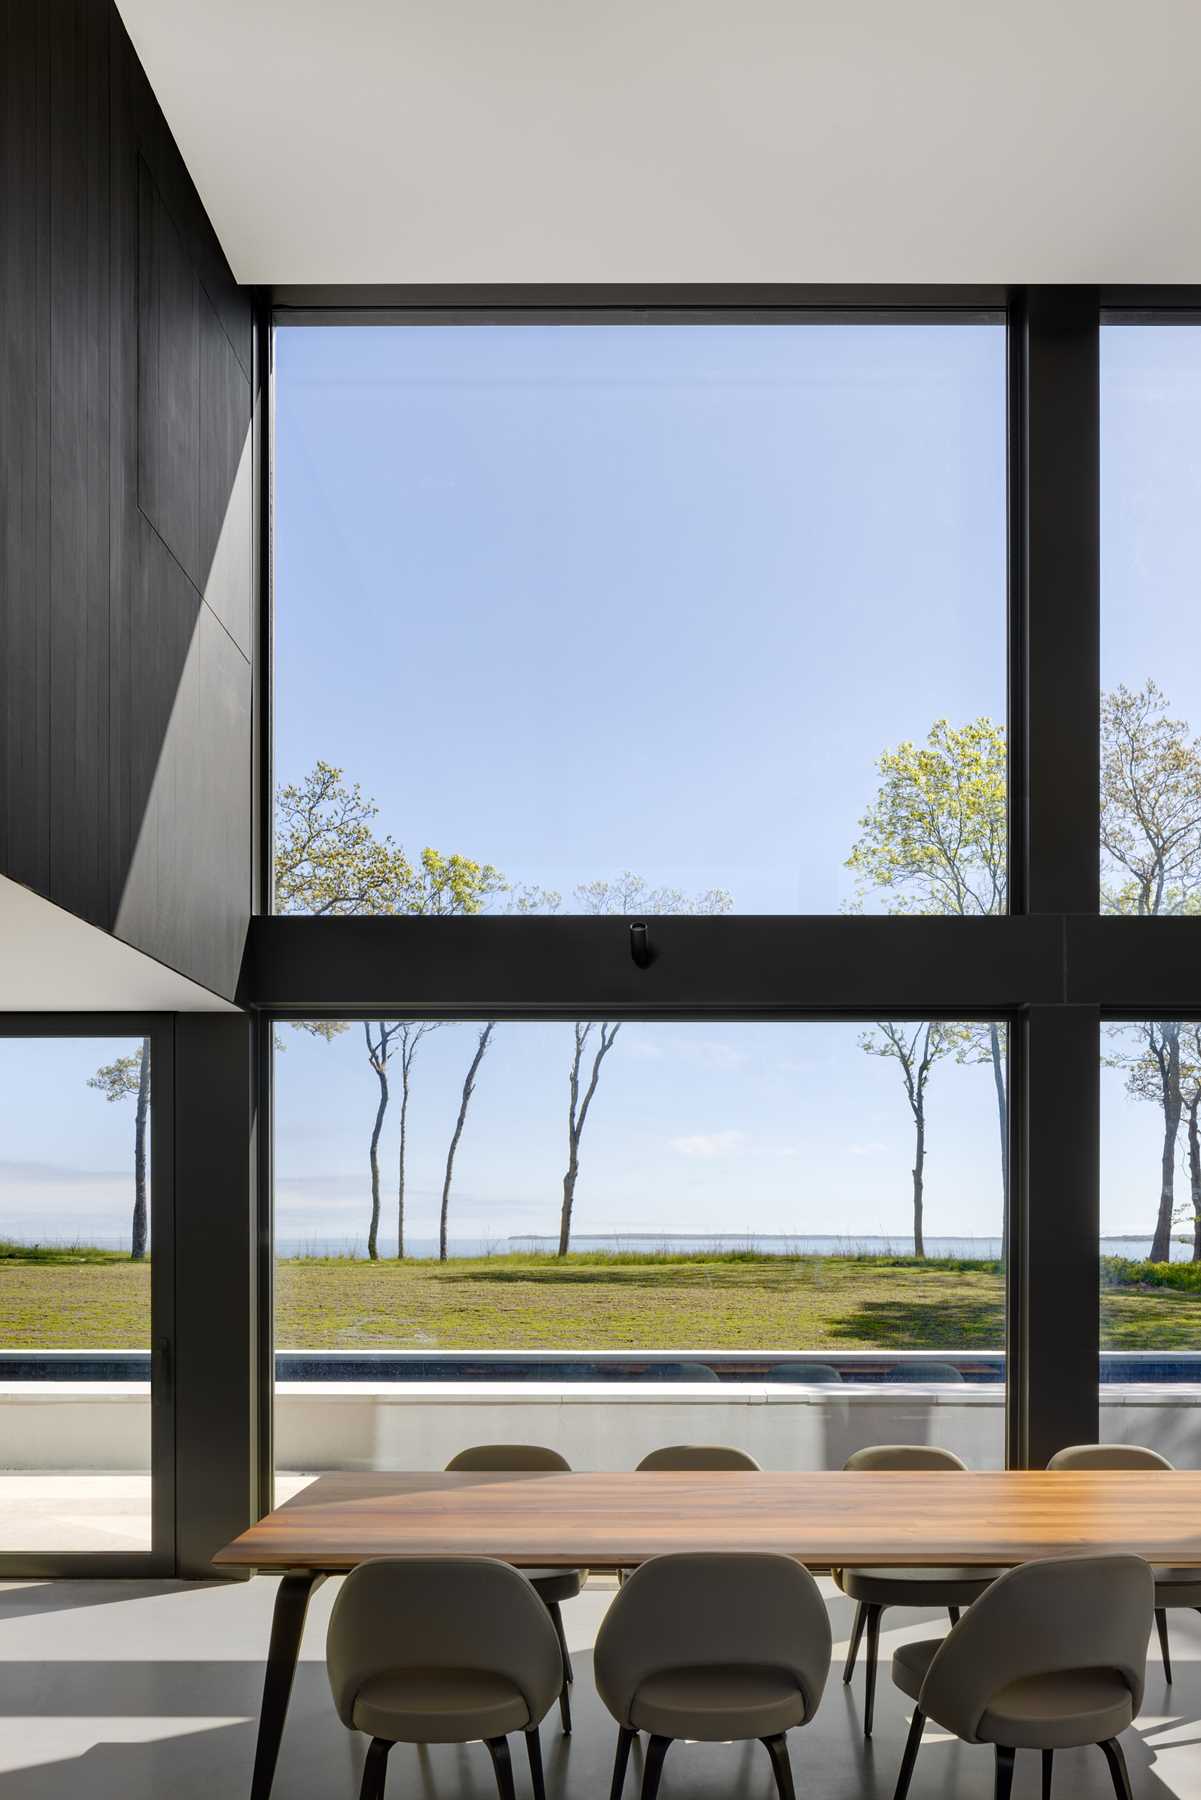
[273,321,1007,918]
[1100,324,1201,916]
[273,1018,1007,1478]
[1101,1019,1201,1467]
[0,1035,154,1552]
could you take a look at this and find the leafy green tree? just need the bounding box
[1101,683,1201,1258]
[860,1022,961,1257]
[847,719,1009,1213]
[274,762,413,915]
[439,1023,495,1261]
[88,1038,151,1261]
[1101,682,1201,916]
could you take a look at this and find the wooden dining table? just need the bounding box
[216,1467,1201,1800]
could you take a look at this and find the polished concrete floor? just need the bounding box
[0,1575,1197,1798]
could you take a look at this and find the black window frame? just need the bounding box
[246,283,1201,1487]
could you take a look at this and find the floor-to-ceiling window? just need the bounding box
[268,312,1011,1483]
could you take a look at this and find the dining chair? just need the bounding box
[594,1550,832,1800]
[636,1444,762,1471]
[765,1362,843,1384]
[886,1360,965,1383]
[889,1553,1153,1800]
[326,1556,563,1800]
[1047,1442,1197,1681]
[835,1445,1005,1737]
[445,1443,580,1730]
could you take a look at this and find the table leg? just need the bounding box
[250,1571,327,1800]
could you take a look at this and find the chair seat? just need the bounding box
[1154,1568,1201,1606]
[892,1639,1135,1750]
[527,1568,583,1605]
[629,1663,807,1741]
[838,1566,1005,1607]
[351,1666,532,1743]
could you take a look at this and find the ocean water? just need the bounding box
[268,1232,1194,1262]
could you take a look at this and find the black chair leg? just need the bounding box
[994,1744,1016,1800]
[948,1606,961,1627]
[360,1738,392,1800]
[761,1734,796,1800]
[526,1728,546,1800]
[844,1600,868,1682]
[486,1736,518,1800]
[1155,1607,1173,1682]
[1098,1738,1134,1800]
[863,1604,882,1737]
[609,1726,636,1800]
[1042,1748,1054,1800]
[893,1709,925,1800]
[641,1734,671,1800]
[547,1601,573,1733]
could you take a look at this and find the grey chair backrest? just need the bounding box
[446,1443,572,1472]
[327,1557,563,1730]
[844,1444,968,1471]
[887,1360,964,1383]
[594,1552,832,1727]
[766,1362,843,1384]
[1047,1443,1174,1471]
[918,1555,1153,1742]
[637,1444,762,1471]
[647,1362,721,1382]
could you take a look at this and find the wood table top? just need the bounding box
[214,1469,1201,1572]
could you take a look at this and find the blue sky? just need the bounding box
[2,324,1199,1259]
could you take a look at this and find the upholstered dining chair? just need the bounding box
[765,1362,843,1384]
[1047,1442,1198,1682]
[835,1445,1005,1737]
[635,1444,762,1471]
[326,1556,563,1800]
[445,1443,579,1730]
[889,1554,1153,1800]
[595,1551,832,1800]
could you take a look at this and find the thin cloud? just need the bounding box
[670,1130,747,1159]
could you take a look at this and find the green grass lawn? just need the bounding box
[0,1243,1197,1352]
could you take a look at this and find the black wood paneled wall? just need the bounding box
[1,0,254,999]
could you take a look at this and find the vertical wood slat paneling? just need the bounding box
[48,0,110,925]
[1,0,253,999]
[0,0,51,893]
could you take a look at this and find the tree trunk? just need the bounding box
[989,1021,1009,1225]
[366,1027,389,1262]
[439,1024,494,1262]
[912,1101,926,1259]
[1189,1099,1201,1264]
[397,1069,409,1261]
[1150,1024,1182,1264]
[131,1035,150,1262]
[559,1144,579,1258]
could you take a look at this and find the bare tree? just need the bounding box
[558,1023,622,1256]
[1180,1027,1201,1263]
[439,1023,495,1261]
[1108,1020,1184,1265]
[395,1021,442,1259]
[363,1023,404,1260]
[861,1022,960,1258]
[88,1037,151,1261]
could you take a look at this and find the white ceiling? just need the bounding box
[117,0,1201,286]
[0,877,241,1013]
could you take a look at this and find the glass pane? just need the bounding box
[1102,1020,1201,1465]
[274,1018,1007,1493]
[273,322,1007,916]
[1101,325,1201,914]
[0,1037,152,1551]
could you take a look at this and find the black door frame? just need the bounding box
[0,1012,176,1578]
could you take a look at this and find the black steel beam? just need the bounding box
[1010,1006,1100,1467]
[240,914,1063,1019]
[1013,288,1100,917]
[1065,917,1201,1009]
[173,1014,261,1576]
